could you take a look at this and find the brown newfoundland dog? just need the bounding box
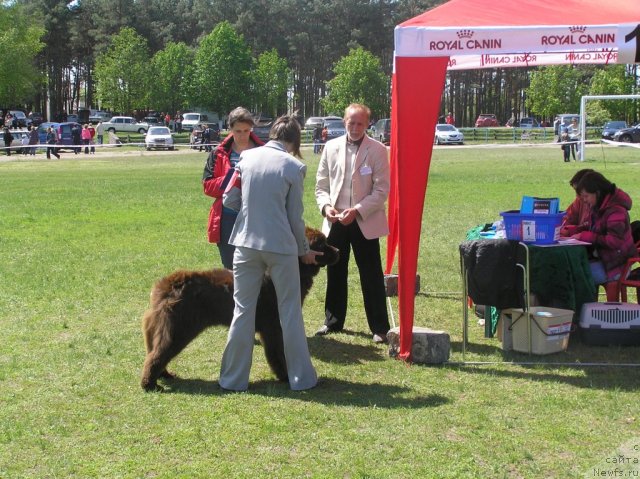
[141,227,339,391]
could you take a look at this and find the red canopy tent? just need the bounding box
[387,0,640,360]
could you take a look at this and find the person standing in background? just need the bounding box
[88,123,96,154]
[445,112,455,125]
[28,124,38,156]
[96,121,104,146]
[81,124,91,154]
[3,127,13,156]
[202,107,264,269]
[46,127,60,159]
[72,123,82,154]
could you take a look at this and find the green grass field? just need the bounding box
[1,144,639,478]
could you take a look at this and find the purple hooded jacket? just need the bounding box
[575,187,638,280]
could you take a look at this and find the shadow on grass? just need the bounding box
[449,339,640,391]
[162,376,450,409]
[450,363,640,391]
[308,333,385,365]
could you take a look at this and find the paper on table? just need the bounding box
[536,238,591,247]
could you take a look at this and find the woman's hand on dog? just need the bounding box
[300,250,323,265]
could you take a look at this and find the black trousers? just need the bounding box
[323,221,390,335]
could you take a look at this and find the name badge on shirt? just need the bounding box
[360,165,372,176]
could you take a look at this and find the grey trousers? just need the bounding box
[219,246,317,391]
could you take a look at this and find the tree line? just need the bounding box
[2,0,638,126]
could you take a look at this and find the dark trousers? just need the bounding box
[46,145,60,159]
[323,221,390,335]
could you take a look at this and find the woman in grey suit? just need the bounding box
[219,115,321,392]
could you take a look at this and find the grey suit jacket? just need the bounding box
[315,134,390,239]
[226,141,310,256]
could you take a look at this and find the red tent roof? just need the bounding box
[390,0,640,361]
[400,0,640,28]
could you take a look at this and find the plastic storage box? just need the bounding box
[500,210,565,244]
[579,302,640,346]
[508,307,573,354]
[520,196,560,215]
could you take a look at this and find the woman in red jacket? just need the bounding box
[560,168,594,237]
[571,171,638,298]
[202,107,263,268]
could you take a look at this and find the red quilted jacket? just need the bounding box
[202,132,263,243]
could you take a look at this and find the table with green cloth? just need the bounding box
[465,225,596,336]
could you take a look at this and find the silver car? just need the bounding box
[102,116,149,134]
[145,126,174,150]
[434,124,464,145]
[323,119,346,140]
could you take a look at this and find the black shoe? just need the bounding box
[315,325,332,336]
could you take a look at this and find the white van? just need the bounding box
[181,112,208,131]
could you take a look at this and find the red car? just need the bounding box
[475,114,499,127]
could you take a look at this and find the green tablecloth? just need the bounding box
[465,226,596,335]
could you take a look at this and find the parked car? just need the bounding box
[9,110,30,127]
[371,118,391,144]
[101,116,149,134]
[144,116,163,125]
[554,114,580,134]
[601,120,628,140]
[145,126,174,150]
[323,118,346,140]
[36,122,82,151]
[89,111,112,123]
[475,114,499,128]
[519,117,539,128]
[8,129,31,152]
[305,116,325,130]
[37,122,60,143]
[434,123,464,145]
[28,112,44,126]
[190,123,221,149]
[612,124,640,143]
[251,121,272,143]
[182,112,209,132]
[67,114,79,123]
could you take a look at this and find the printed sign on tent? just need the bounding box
[618,23,640,64]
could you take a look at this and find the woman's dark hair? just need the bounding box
[269,114,302,158]
[227,107,254,128]
[575,171,615,208]
[569,168,594,189]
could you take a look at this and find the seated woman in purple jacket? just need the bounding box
[570,171,638,299]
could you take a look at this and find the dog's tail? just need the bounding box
[142,288,180,353]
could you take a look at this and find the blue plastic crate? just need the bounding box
[500,210,565,244]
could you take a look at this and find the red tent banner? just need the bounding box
[388,0,640,360]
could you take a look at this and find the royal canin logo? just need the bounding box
[541,26,615,46]
[429,30,500,51]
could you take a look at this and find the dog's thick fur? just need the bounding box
[141,227,339,391]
